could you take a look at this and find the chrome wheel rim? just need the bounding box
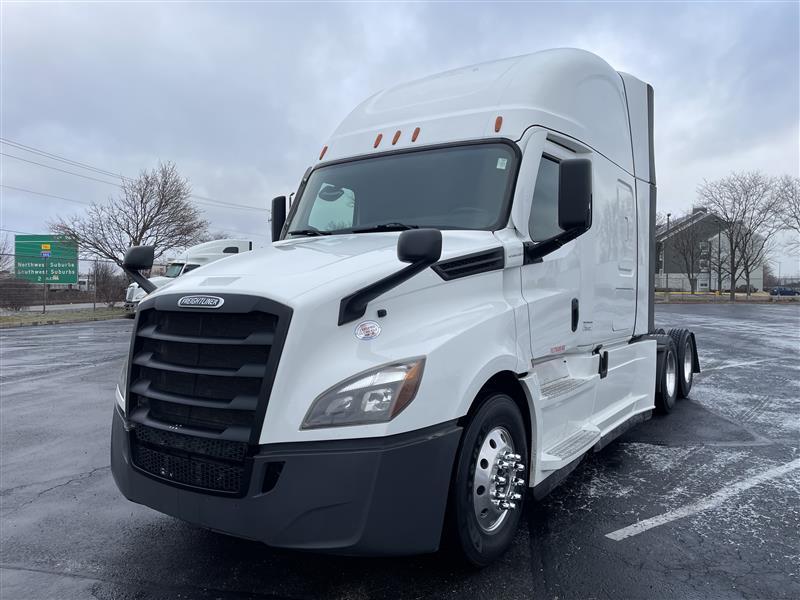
[473,426,525,533]
[683,339,693,385]
[665,350,677,398]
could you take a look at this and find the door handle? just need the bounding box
[571,298,579,332]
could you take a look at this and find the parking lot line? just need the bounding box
[605,457,800,541]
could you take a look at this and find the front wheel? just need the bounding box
[448,393,528,567]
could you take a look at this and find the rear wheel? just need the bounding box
[668,328,695,398]
[448,393,528,567]
[656,339,678,413]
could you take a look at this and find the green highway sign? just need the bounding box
[14,235,78,284]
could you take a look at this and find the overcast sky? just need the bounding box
[2,1,798,274]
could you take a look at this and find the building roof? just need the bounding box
[656,208,720,242]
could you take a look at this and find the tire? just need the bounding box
[668,328,695,398]
[447,393,528,567]
[655,338,678,414]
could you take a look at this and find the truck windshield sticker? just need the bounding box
[496,157,508,170]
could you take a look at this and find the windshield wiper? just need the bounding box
[287,229,332,237]
[352,223,420,233]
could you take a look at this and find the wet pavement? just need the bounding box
[1,304,798,599]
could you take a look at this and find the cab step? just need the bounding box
[540,376,593,401]
[540,427,601,471]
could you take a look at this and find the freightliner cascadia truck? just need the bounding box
[112,49,700,566]
[124,239,254,316]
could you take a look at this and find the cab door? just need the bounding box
[519,138,590,360]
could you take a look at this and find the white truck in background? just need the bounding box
[113,49,699,566]
[123,239,254,316]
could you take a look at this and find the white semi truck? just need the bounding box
[123,239,254,316]
[112,49,699,566]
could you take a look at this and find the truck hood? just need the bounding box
[147,231,504,306]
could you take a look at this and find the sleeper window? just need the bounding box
[528,156,563,242]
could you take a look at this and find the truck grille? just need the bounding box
[126,294,292,496]
[132,443,243,493]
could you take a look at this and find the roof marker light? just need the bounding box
[374,133,383,148]
[494,116,503,133]
[392,130,401,145]
[319,145,328,160]
[411,127,420,142]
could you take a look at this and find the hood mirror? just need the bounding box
[397,228,442,265]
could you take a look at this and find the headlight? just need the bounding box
[116,355,129,412]
[301,358,425,429]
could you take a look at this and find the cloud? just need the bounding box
[2,2,798,267]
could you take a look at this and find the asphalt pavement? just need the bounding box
[1,304,798,599]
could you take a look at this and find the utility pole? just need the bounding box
[93,260,97,312]
[665,213,671,292]
[717,220,722,295]
[42,257,48,314]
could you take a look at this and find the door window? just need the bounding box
[528,156,563,242]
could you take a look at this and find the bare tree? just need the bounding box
[671,213,701,293]
[763,262,778,290]
[50,162,209,266]
[698,172,782,300]
[0,278,38,311]
[0,232,13,274]
[736,179,783,297]
[777,175,800,252]
[196,230,232,243]
[707,234,730,294]
[90,261,126,307]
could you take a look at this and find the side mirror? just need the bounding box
[397,228,442,265]
[122,246,156,293]
[339,228,443,326]
[558,158,592,231]
[123,246,154,271]
[271,196,287,242]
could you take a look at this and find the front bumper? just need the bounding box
[111,409,462,555]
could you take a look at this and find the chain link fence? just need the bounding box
[0,252,168,314]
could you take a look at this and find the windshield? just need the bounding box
[164,263,185,278]
[286,143,518,236]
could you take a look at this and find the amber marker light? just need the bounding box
[319,145,328,160]
[374,133,383,148]
[411,127,420,142]
[392,130,401,145]
[495,116,503,133]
